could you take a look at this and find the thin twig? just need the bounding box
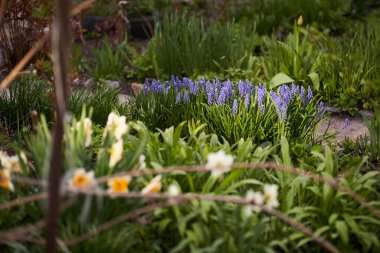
[265,208,340,253]
[8,162,380,220]
[96,162,380,220]
[0,197,77,244]
[65,201,177,247]
[0,192,47,210]
[12,175,47,187]
[65,190,340,253]
[0,220,45,244]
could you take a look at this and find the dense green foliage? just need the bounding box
[1,1,380,252]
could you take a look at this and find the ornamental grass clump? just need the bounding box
[134,76,327,144]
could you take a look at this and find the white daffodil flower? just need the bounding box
[105,112,128,140]
[68,168,96,191]
[142,175,162,194]
[107,176,131,194]
[263,184,279,209]
[0,169,14,191]
[168,184,180,196]
[109,140,124,167]
[139,154,146,169]
[0,151,27,173]
[205,150,234,177]
[244,190,264,216]
[76,118,93,147]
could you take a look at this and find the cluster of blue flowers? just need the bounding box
[143,76,319,122]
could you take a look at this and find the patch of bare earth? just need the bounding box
[318,114,370,143]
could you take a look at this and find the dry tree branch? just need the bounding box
[45,0,71,251]
[6,162,380,219]
[0,197,77,245]
[12,175,47,187]
[64,190,340,253]
[0,220,46,244]
[96,162,380,220]
[0,192,47,210]
[64,201,177,247]
[0,0,96,92]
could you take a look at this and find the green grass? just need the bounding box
[140,15,258,79]
[318,17,380,113]
[0,75,53,132]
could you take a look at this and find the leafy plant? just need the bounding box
[142,15,258,79]
[84,36,136,81]
[263,20,321,90]
[362,106,380,164]
[232,0,351,34]
[134,77,327,145]
[0,75,53,132]
[318,17,380,113]
[69,85,130,126]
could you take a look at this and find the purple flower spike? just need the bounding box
[318,101,324,113]
[257,84,266,113]
[300,86,305,102]
[216,88,227,106]
[232,99,238,115]
[342,118,350,130]
[143,78,149,94]
[207,87,215,105]
[164,81,170,93]
[183,77,192,89]
[307,86,313,103]
[291,83,297,98]
[175,92,181,105]
[244,93,250,109]
[151,79,163,93]
[238,80,246,98]
[183,92,190,104]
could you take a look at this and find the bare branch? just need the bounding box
[0,192,47,211]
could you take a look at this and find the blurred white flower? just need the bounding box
[0,151,27,173]
[105,112,128,140]
[109,140,124,167]
[244,190,264,216]
[118,0,128,6]
[76,118,93,147]
[263,184,279,209]
[142,175,162,194]
[139,154,146,169]
[0,169,14,191]
[68,168,96,191]
[107,176,131,194]
[205,150,234,177]
[168,184,180,196]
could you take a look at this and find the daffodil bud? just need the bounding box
[297,15,303,26]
